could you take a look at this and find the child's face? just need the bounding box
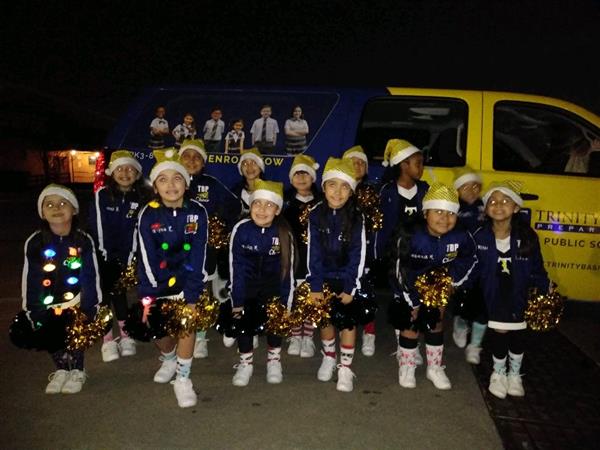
[156,107,166,118]
[183,115,194,126]
[250,199,279,228]
[260,107,272,118]
[241,159,262,181]
[291,171,313,193]
[180,149,204,175]
[351,157,367,180]
[458,182,481,205]
[233,121,243,131]
[211,110,222,121]
[113,164,139,190]
[292,107,302,118]
[324,178,352,209]
[42,194,75,227]
[154,169,187,207]
[425,209,457,237]
[485,191,520,222]
[401,153,424,180]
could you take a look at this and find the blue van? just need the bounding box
[98,85,600,301]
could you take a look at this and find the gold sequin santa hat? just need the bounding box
[342,145,368,172]
[453,165,482,190]
[149,148,190,186]
[250,179,284,211]
[382,139,421,167]
[238,147,265,175]
[105,150,142,177]
[289,154,319,182]
[178,139,207,162]
[321,157,358,191]
[482,180,524,207]
[37,184,79,218]
[422,182,460,213]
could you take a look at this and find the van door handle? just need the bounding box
[521,192,539,201]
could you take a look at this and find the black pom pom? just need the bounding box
[329,291,378,331]
[124,299,169,342]
[215,301,267,337]
[9,310,71,352]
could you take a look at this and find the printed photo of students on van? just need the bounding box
[250,104,279,154]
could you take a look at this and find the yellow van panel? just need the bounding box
[482,92,600,301]
[386,87,600,301]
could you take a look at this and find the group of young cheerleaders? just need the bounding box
[19,137,551,408]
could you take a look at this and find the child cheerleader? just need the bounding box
[89,150,149,362]
[136,149,208,408]
[450,167,487,365]
[21,184,101,394]
[342,145,378,356]
[231,147,265,214]
[375,139,429,363]
[475,181,550,399]
[307,157,366,393]
[393,183,476,390]
[178,139,242,358]
[283,154,321,358]
[228,180,295,386]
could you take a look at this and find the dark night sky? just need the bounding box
[3,0,599,127]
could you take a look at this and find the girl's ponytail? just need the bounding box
[275,215,297,281]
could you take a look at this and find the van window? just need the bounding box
[120,88,339,156]
[356,97,468,167]
[493,101,600,177]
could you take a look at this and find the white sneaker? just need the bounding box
[193,337,208,359]
[398,365,416,388]
[452,316,469,348]
[101,340,120,362]
[287,336,301,356]
[426,366,452,390]
[489,372,508,399]
[45,370,69,394]
[232,363,253,387]
[317,352,337,382]
[223,335,236,348]
[507,374,525,397]
[361,333,376,357]
[119,337,136,357]
[153,357,177,383]
[300,336,316,358]
[465,344,482,365]
[266,360,283,384]
[336,365,355,392]
[61,369,86,394]
[172,378,197,408]
[253,335,259,349]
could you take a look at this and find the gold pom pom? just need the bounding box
[208,214,230,249]
[265,297,302,336]
[298,204,311,244]
[114,259,138,293]
[525,285,565,332]
[415,267,453,309]
[356,184,383,232]
[66,306,113,352]
[161,290,220,338]
[291,281,332,327]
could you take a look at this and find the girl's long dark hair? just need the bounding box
[483,212,538,257]
[388,215,424,290]
[274,215,297,281]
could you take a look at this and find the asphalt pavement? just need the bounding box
[1,187,598,450]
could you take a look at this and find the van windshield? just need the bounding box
[357,96,468,167]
